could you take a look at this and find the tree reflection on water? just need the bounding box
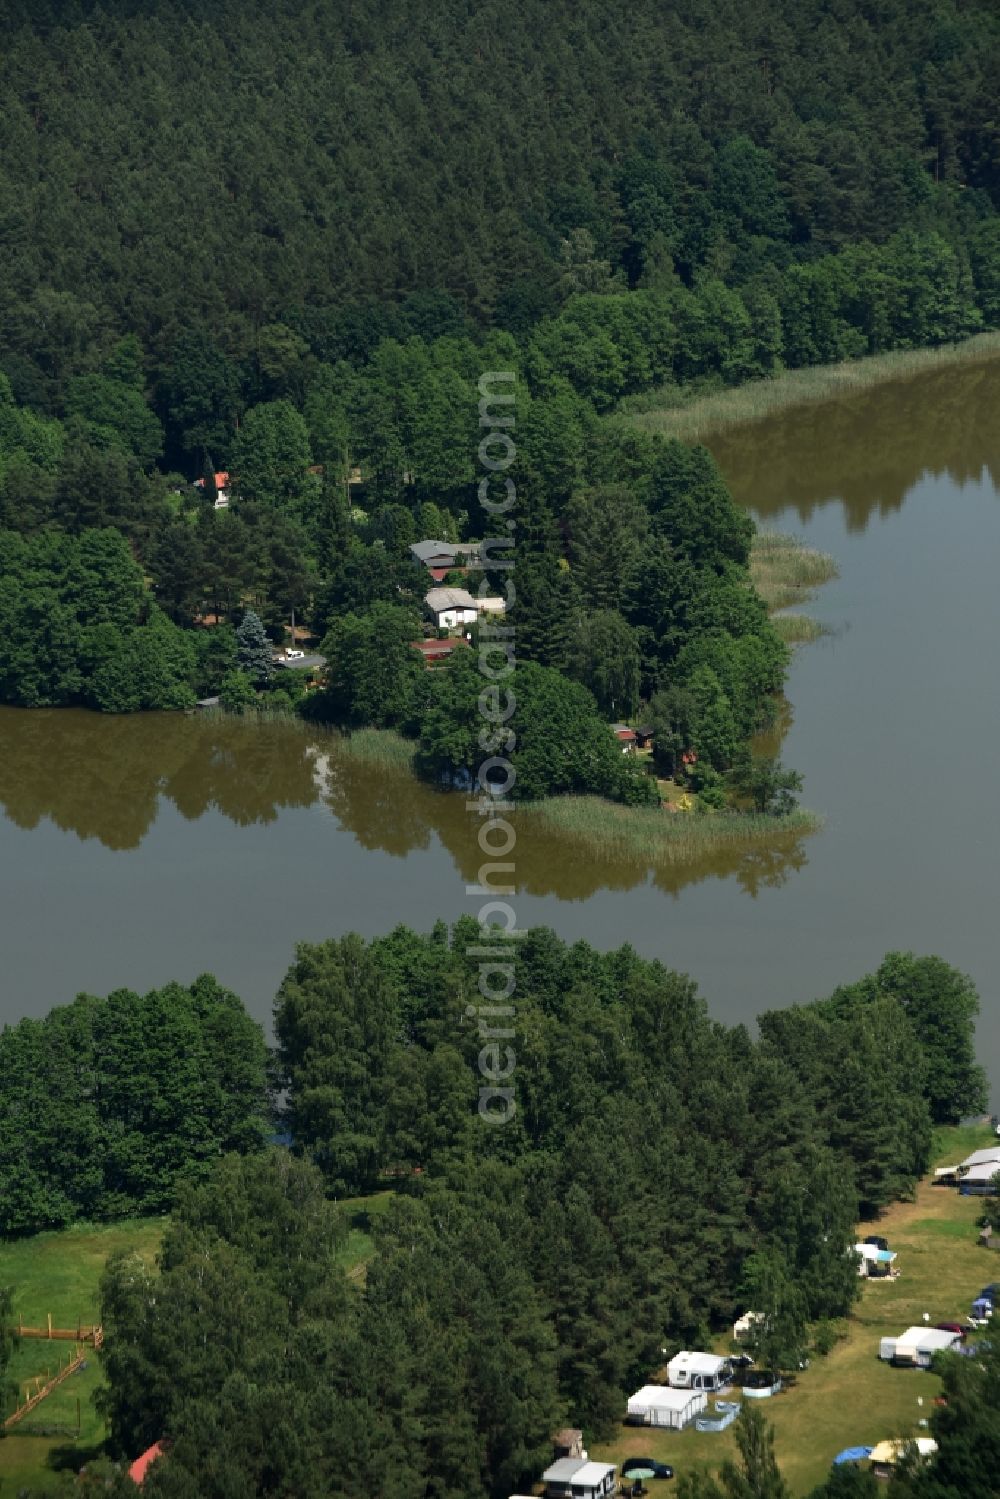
[0,708,811,900]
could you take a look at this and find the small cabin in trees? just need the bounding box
[410,539,482,581]
[194,471,231,509]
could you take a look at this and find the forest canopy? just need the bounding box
[0,0,999,799]
[66,926,987,1498]
[0,0,997,401]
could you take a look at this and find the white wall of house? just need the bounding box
[434,606,478,630]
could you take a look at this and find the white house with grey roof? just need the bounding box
[424,587,506,632]
[425,586,481,630]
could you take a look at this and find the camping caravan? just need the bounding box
[879,1327,961,1367]
[540,1459,616,1498]
[626,1385,707,1430]
[666,1351,732,1392]
[959,1162,1000,1196]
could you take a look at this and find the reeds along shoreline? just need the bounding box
[750,530,839,614]
[333,726,418,768]
[519,795,821,867]
[771,614,830,644]
[623,331,1000,444]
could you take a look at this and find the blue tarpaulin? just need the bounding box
[833,1447,873,1465]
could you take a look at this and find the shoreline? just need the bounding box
[621,331,1000,444]
[335,727,823,867]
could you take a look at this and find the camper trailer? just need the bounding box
[667,1351,732,1392]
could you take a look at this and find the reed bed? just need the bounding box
[334,727,418,770]
[625,332,1000,443]
[751,531,839,613]
[771,614,830,644]
[518,795,820,867]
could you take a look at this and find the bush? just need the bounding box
[811,1320,845,1357]
[220,669,258,714]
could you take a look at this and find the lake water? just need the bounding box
[2,356,998,1097]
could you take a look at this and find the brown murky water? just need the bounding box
[2,356,999,1093]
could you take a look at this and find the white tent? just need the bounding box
[960,1147,1000,1169]
[733,1310,763,1340]
[935,1146,1000,1183]
[626,1384,708,1429]
[961,1162,1000,1184]
[870,1438,938,1477]
[879,1326,960,1367]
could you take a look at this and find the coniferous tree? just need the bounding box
[235,609,273,687]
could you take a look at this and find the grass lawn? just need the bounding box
[336,1190,396,1282]
[0,1220,163,1494]
[0,1219,163,1331]
[593,1124,997,1497]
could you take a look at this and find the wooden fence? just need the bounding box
[1,1319,104,1431]
[11,1315,103,1345]
[3,1342,92,1430]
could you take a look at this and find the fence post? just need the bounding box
[47,1312,52,1339]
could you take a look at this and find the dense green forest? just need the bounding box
[0,977,268,1232]
[1,0,1000,807]
[0,931,978,1491]
[4,4,1000,1495]
[42,929,975,1498]
[0,0,997,390]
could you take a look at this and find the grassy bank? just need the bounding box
[594,1122,996,1496]
[624,331,1000,443]
[771,614,830,644]
[751,531,839,614]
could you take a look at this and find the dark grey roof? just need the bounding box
[410,539,459,563]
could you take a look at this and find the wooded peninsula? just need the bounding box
[1,1,1000,1494]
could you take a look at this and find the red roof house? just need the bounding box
[411,638,468,668]
[128,1442,167,1485]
